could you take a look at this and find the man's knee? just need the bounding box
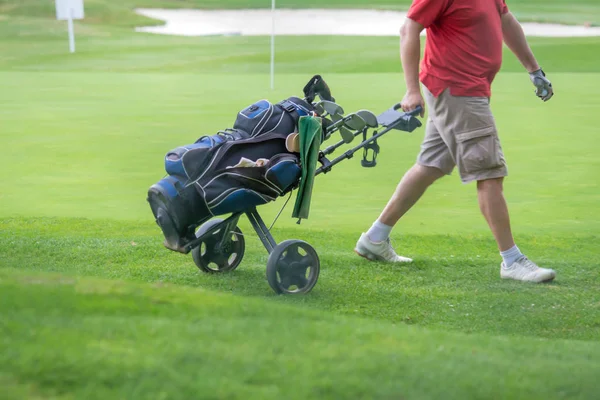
[413,163,446,183]
[477,177,504,192]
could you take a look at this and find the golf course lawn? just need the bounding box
[1,1,599,399]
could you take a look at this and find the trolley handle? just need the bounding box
[393,104,423,117]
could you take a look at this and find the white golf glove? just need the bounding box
[529,69,554,102]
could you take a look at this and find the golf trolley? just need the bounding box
[147,76,423,295]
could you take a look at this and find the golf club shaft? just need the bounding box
[324,118,347,134]
[315,124,396,176]
[318,108,422,168]
[321,129,365,156]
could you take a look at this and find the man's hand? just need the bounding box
[529,69,554,102]
[501,12,554,102]
[401,90,425,117]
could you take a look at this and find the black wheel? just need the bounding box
[191,218,245,274]
[266,239,320,295]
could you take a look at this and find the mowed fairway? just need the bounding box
[1,1,600,399]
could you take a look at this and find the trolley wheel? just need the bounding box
[266,239,320,294]
[191,218,245,274]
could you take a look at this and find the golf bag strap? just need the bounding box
[194,129,249,145]
[277,99,299,114]
[277,97,315,116]
[194,135,218,146]
[217,129,250,141]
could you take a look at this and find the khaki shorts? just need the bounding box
[417,86,508,183]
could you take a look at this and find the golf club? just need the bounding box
[315,100,345,118]
[325,113,366,143]
[356,110,378,128]
[316,105,424,176]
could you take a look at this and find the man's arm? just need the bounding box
[502,11,554,101]
[400,18,424,94]
[501,11,539,72]
[399,18,426,116]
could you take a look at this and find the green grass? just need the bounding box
[2,25,600,74]
[2,71,599,235]
[1,1,600,398]
[2,267,600,400]
[2,217,599,342]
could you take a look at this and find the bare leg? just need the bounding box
[378,164,445,226]
[477,178,515,252]
[355,163,444,262]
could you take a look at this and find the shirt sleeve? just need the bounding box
[406,0,450,28]
[499,0,509,14]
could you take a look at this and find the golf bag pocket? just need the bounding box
[165,129,253,179]
[233,97,314,138]
[165,145,215,181]
[147,174,211,246]
[165,146,197,178]
[264,153,302,194]
[209,189,275,217]
[203,153,301,216]
[455,126,502,174]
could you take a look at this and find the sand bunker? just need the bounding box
[134,8,600,37]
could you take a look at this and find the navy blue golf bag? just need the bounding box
[147,96,315,252]
[232,96,314,138]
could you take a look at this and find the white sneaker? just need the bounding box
[500,256,556,283]
[354,233,413,263]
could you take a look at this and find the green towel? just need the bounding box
[292,116,323,221]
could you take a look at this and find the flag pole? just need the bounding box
[270,0,275,90]
[68,6,75,53]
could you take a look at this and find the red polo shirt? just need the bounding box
[407,0,509,98]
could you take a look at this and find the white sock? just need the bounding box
[366,220,393,243]
[500,245,524,267]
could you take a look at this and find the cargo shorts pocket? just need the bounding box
[455,126,501,174]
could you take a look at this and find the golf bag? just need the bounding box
[232,96,315,138]
[147,97,314,252]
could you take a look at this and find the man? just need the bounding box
[354,0,556,283]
